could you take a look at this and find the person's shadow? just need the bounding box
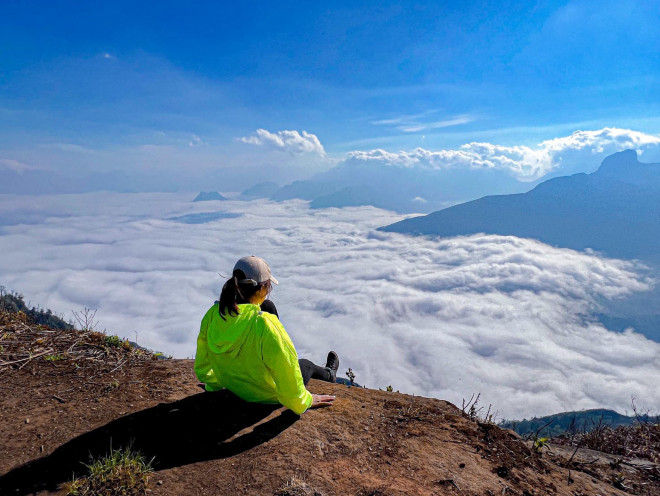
[0,391,299,495]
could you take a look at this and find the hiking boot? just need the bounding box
[324,351,339,383]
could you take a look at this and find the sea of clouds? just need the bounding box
[0,193,658,419]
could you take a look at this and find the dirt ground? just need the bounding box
[1,311,658,496]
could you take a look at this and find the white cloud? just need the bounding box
[539,127,660,154]
[0,158,36,173]
[372,111,475,132]
[371,110,438,126]
[399,115,475,133]
[345,128,660,181]
[0,193,658,419]
[239,129,326,156]
[188,134,202,147]
[40,143,92,153]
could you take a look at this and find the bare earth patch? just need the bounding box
[1,311,658,495]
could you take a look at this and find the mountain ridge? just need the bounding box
[499,408,659,438]
[268,160,527,213]
[379,150,660,341]
[380,150,660,262]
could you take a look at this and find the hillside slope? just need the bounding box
[380,150,660,263]
[1,311,657,495]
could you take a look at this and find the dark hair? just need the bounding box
[217,269,270,319]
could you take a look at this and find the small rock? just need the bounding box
[156,480,163,486]
[25,419,30,424]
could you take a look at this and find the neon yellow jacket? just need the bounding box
[194,303,313,414]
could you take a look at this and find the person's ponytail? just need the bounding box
[217,269,266,319]
[217,275,239,320]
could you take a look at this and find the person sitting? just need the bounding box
[194,255,338,414]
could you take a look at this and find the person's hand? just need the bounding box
[310,394,335,409]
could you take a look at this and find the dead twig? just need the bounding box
[435,478,463,493]
[566,442,581,485]
[0,349,54,368]
[109,357,127,374]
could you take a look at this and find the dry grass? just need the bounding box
[552,421,660,463]
[274,476,324,496]
[0,310,156,373]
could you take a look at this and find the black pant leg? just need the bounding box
[299,358,331,385]
[299,359,314,385]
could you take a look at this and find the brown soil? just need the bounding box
[1,310,658,496]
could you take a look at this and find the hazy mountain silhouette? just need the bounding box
[271,179,343,202]
[309,184,428,211]
[271,160,527,213]
[240,181,280,200]
[193,191,227,202]
[381,150,660,262]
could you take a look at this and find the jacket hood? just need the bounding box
[206,303,261,357]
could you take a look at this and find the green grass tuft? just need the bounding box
[44,353,66,362]
[62,446,153,496]
[103,335,132,350]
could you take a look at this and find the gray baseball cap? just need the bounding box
[233,256,279,286]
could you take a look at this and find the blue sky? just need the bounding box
[1,0,659,190]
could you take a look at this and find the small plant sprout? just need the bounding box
[533,437,549,452]
[461,393,482,421]
[386,385,393,392]
[612,473,628,490]
[103,380,120,393]
[103,335,132,350]
[528,418,555,454]
[44,353,66,362]
[104,335,122,347]
[346,368,356,385]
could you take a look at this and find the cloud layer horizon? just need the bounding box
[0,194,658,419]
[3,127,660,200]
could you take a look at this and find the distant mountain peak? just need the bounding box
[596,149,639,175]
[240,181,280,200]
[193,191,227,202]
[380,149,660,264]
